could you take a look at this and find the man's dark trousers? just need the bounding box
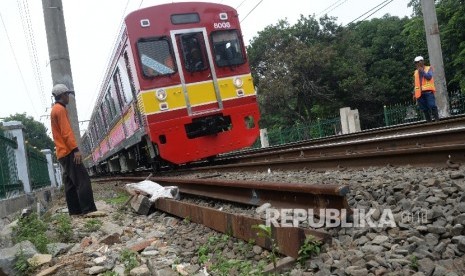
[59,153,97,215]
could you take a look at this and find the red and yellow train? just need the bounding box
[81,2,260,173]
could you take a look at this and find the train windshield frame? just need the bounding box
[180,33,209,72]
[136,37,176,78]
[211,30,245,67]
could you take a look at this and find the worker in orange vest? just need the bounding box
[413,56,439,122]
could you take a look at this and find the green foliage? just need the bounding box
[410,255,419,271]
[197,244,209,265]
[13,213,49,253]
[104,192,130,205]
[54,214,73,242]
[297,235,322,266]
[120,249,139,273]
[3,113,54,153]
[183,216,191,224]
[196,234,265,275]
[14,246,35,276]
[247,2,465,131]
[437,0,465,90]
[83,218,103,232]
[252,224,278,270]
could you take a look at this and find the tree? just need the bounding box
[436,0,465,90]
[247,2,465,132]
[248,16,346,128]
[3,113,54,152]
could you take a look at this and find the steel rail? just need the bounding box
[155,198,331,258]
[197,143,465,171]
[217,116,465,160]
[217,127,465,165]
[93,176,339,258]
[100,176,350,212]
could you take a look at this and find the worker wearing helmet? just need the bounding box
[413,56,439,122]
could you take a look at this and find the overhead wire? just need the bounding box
[85,0,132,118]
[346,0,394,26]
[317,0,347,17]
[235,0,248,10]
[17,0,47,111]
[240,0,264,23]
[0,10,39,118]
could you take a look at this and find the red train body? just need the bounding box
[82,2,260,173]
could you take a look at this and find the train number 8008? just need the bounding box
[213,22,231,29]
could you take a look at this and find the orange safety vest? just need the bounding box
[414,66,436,99]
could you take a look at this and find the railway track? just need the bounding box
[94,175,349,258]
[222,115,465,158]
[90,117,465,260]
[187,116,465,172]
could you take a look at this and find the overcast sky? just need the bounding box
[0,0,412,135]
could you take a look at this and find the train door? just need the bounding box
[170,28,223,115]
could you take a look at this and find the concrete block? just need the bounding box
[130,194,152,215]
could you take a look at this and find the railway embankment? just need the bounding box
[0,165,464,275]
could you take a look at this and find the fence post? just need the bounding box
[41,149,57,187]
[317,118,323,137]
[383,105,389,126]
[260,129,269,148]
[2,121,31,193]
[54,163,63,187]
[339,107,350,134]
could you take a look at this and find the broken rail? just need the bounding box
[94,176,350,258]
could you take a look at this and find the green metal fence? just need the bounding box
[383,103,424,126]
[383,90,465,126]
[0,129,22,199]
[27,146,51,190]
[449,90,465,115]
[258,116,341,147]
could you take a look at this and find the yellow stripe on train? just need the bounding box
[139,85,185,114]
[217,74,256,100]
[139,74,255,114]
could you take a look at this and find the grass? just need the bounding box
[196,234,266,275]
[13,212,49,253]
[83,218,103,232]
[104,191,130,205]
[54,213,73,242]
[120,249,140,273]
[297,235,322,265]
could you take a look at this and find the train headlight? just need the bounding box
[233,77,243,88]
[155,89,167,101]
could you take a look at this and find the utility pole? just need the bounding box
[420,0,450,118]
[42,0,81,145]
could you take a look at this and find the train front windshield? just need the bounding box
[137,38,176,77]
[211,30,245,67]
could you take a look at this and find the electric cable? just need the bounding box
[240,0,264,23]
[85,0,131,118]
[317,0,346,17]
[346,0,394,26]
[236,0,248,10]
[0,10,39,118]
[17,0,47,111]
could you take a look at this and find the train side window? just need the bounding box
[180,33,208,72]
[105,87,118,118]
[99,105,108,131]
[137,38,175,78]
[122,53,135,102]
[211,30,245,67]
[113,69,125,109]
